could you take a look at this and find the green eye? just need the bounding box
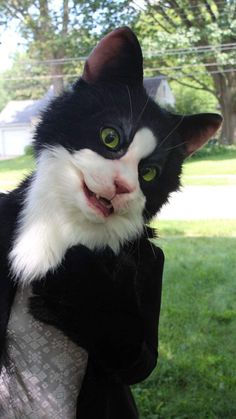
[141,167,158,182]
[100,127,120,149]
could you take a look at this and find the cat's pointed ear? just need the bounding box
[82,27,143,85]
[178,113,223,157]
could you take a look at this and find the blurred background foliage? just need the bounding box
[0,0,235,143]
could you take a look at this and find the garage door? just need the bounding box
[2,127,32,156]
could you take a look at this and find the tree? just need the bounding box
[0,51,53,104]
[134,0,236,144]
[172,82,218,115]
[0,0,137,95]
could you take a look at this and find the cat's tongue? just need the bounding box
[90,195,113,217]
[84,183,114,217]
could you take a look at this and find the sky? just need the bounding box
[0,27,23,73]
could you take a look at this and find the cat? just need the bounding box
[0,27,222,419]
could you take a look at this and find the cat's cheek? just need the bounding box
[112,191,143,214]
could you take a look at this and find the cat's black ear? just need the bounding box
[82,27,143,85]
[178,113,223,157]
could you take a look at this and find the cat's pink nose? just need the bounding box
[114,179,131,195]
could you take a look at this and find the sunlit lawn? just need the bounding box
[182,149,236,186]
[134,220,236,418]
[151,219,236,237]
[0,155,35,190]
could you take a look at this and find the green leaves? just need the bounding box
[134,1,236,144]
[0,0,138,100]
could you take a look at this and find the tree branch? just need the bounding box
[168,0,193,29]
[143,1,173,34]
[186,74,216,94]
[148,2,178,29]
[169,76,216,96]
[3,3,27,22]
[62,0,69,35]
[203,0,217,22]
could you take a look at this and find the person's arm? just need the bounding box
[114,241,164,384]
[29,239,164,385]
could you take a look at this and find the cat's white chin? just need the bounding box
[9,145,147,284]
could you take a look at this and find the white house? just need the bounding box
[0,79,175,157]
[0,100,37,157]
[143,76,175,108]
[0,88,54,158]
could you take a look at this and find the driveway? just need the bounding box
[157,186,236,220]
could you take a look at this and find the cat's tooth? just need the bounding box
[104,202,113,209]
[96,194,100,200]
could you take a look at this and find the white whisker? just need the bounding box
[158,115,185,149]
[134,95,151,130]
[164,139,188,153]
[126,85,133,125]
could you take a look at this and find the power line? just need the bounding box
[145,60,236,72]
[3,43,236,68]
[1,67,236,82]
[143,44,236,58]
[0,74,77,81]
[20,57,87,65]
[144,67,236,78]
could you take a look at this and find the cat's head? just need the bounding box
[10,28,222,282]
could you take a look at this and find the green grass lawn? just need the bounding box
[182,149,236,186]
[133,220,236,418]
[0,148,236,190]
[0,155,35,190]
[151,219,236,238]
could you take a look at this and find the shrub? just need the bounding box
[190,143,236,159]
[24,144,34,156]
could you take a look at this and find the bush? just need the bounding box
[190,143,236,159]
[24,144,34,156]
[171,82,218,115]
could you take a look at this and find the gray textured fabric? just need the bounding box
[0,286,88,418]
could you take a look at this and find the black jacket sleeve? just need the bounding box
[76,238,164,419]
[108,241,164,385]
[30,237,164,385]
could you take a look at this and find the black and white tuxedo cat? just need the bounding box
[0,27,222,418]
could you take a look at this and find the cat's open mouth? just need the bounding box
[83,182,114,217]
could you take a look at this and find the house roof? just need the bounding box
[143,76,165,98]
[0,86,54,127]
[0,79,170,127]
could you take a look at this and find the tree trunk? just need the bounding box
[212,72,236,145]
[51,63,64,95]
[38,0,66,96]
[219,96,236,145]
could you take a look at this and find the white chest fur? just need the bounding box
[1,286,88,419]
